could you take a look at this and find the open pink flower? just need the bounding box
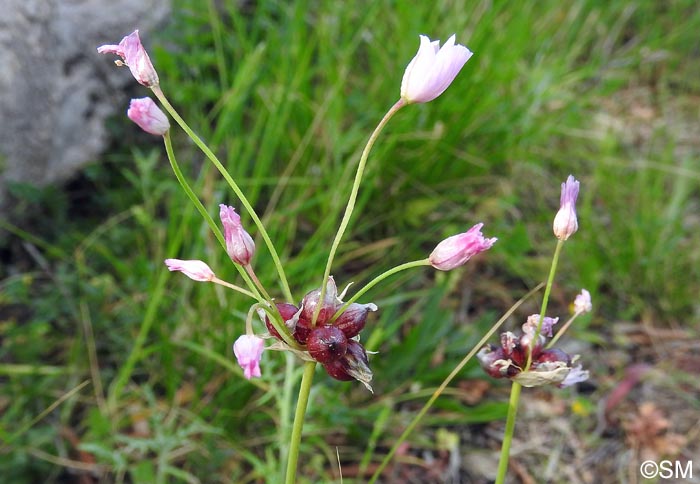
[97,30,159,87]
[400,34,473,104]
[429,223,497,271]
[219,204,255,266]
[127,98,169,135]
[164,259,215,282]
[233,335,264,380]
[573,289,592,314]
[553,175,580,240]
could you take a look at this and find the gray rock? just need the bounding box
[0,0,170,207]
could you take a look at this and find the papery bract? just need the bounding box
[400,34,473,104]
[429,223,497,271]
[97,30,159,87]
[128,98,169,136]
[219,204,255,266]
[164,258,215,282]
[233,335,264,380]
[553,175,580,240]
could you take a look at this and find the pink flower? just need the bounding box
[164,259,215,282]
[400,34,473,104]
[233,335,264,380]
[522,314,559,338]
[573,289,592,314]
[553,175,580,240]
[429,223,497,271]
[219,204,255,266]
[97,30,159,87]
[127,98,169,135]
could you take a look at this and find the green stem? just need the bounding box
[163,132,265,303]
[154,87,293,303]
[330,259,430,323]
[313,100,405,326]
[285,361,316,483]
[494,240,565,484]
[368,283,544,483]
[494,381,522,483]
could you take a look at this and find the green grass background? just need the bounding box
[1,0,699,482]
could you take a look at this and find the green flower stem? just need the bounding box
[526,239,564,370]
[494,381,522,483]
[494,239,564,484]
[547,312,579,349]
[369,283,544,484]
[154,87,293,303]
[313,100,405,326]
[285,361,316,483]
[330,259,430,323]
[163,132,264,303]
[246,264,273,302]
[211,277,257,299]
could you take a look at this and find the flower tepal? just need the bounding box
[128,98,170,136]
[220,204,255,266]
[233,335,264,380]
[97,30,159,87]
[553,175,580,240]
[429,223,497,271]
[400,34,473,104]
[164,258,215,282]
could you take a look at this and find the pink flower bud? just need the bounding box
[573,289,592,314]
[164,258,215,282]
[553,175,580,240]
[429,223,497,271]
[400,34,473,104]
[219,204,255,266]
[97,30,159,87]
[127,98,169,136]
[233,334,264,380]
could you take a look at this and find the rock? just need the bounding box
[0,0,170,207]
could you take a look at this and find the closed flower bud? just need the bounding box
[401,34,473,104]
[553,175,580,240]
[97,30,159,87]
[220,204,255,266]
[333,302,377,338]
[299,277,340,325]
[164,258,215,282]
[127,97,169,136]
[306,326,348,364]
[233,334,264,380]
[429,223,497,271]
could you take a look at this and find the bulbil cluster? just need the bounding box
[477,314,588,388]
[265,278,376,390]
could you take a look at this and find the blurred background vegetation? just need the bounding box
[1,0,699,482]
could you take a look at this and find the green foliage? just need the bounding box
[2,0,699,482]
